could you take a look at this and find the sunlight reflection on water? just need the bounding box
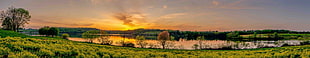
[68,36,308,50]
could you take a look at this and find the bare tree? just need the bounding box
[136,35,148,48]
[197,36,205,49]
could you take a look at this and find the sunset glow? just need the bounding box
[0,0,309,31]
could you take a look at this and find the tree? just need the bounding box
[136,35,148,48]
[38,26,59,37]
[0,6,31,32]
[62,33,70,39]
[192,44,199,50]
[253,32,257,38]
[273,32,279,39]
[48,27,59,37]
[227,31,241,39]
[82,30,100,43]
[97,31,112,45]
[38,26,49,36]
[157,31,170,49]
[196,36,204,49]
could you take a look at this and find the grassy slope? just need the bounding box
[0,30,65,40]
[0,30,310,58]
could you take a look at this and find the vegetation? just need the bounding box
[61,33,69,39]
[0,7,31,32]
[82,30,100,43]
[97,31,112,45]
[196,36,205,49]
[20,28,310,41]
[240,33,310,40]
[136,35,148,48]
[38,26,60,37]
[58,27,100,37]
[0,30,309,58]
[98,36,112,45]
[157,31,171,49]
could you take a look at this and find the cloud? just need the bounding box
[159,13,187,19]
[212,0,219,6]
[148,24,202,31]
[211,0,263,10]
[163,5,168,8]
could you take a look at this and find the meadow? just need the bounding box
[0,30,310,58]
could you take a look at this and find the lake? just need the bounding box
[68,36,309,50]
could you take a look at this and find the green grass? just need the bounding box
[0,30,310,58]
[0,30,65,40]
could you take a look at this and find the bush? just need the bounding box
[62,33,70,39]
[122,42,135,47]
[301,40,310,45]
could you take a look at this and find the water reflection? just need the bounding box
[68,36,309,50]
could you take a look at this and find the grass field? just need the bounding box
[0,30,310,58]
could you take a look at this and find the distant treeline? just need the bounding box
[20,27,100,37]
[129,29,310,41]
[20,28,310,40]
[229,29,310,35]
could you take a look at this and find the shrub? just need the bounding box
[122,43,135,47]
[192,44,199,49]
[62,33,70,39]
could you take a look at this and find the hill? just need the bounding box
[0,30,309,57]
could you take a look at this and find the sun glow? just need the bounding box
[122,25,144,30]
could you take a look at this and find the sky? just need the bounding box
[0,0,309,31]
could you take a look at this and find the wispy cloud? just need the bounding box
[211,0,263,10]
[212,0,219,6]
[159,13,187,19]
[148,24,202,31]
[163,5,168,8]
[30,18,94,26]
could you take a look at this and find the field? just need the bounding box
[0,30,310,58]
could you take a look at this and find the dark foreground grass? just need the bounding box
[0,30,309,58]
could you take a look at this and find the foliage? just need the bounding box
[136,35,148,48]
[192,44,199,50]
[1,37,309,58]
[58,27,100,37]
[157,31,170,49]
[0,6,31,32]
[253,32,257,38]
[82,30,100,43]
[0,30,310,58]
[122,42,135,47]
[61,33,69,39]
[38,26,59,37]
[197,36,204,49]
[38,26,49,36]
[48,27,60,37]
[97,31,112,45]
[227,31,241,40]
[98,36,112,45]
